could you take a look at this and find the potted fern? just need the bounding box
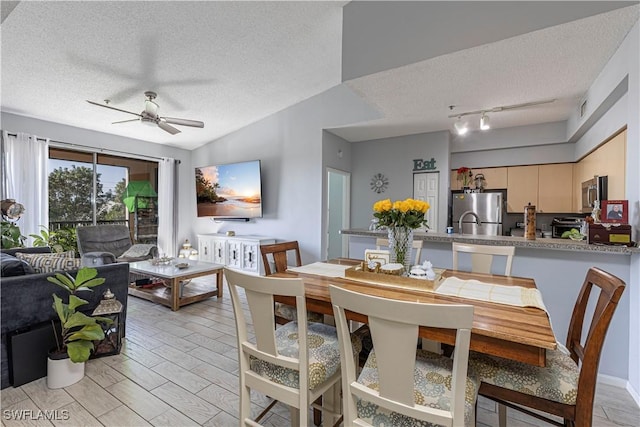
[46,267,112,388]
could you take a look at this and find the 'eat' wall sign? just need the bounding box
[413,158,437,171]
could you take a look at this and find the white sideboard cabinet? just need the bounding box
[197,234,275,275]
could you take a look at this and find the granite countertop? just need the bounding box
[340,229,639,255]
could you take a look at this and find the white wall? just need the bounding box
[350,131,450,231]
[188,84,379,263]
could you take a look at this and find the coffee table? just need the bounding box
[128,259,224,311]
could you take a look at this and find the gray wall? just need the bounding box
[188,84,379,263]
[350,131,450,231]
[322,130,354,259]
[450,122,574,168]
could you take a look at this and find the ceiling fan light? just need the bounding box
[480,113,490,130]
[454,118,468,135]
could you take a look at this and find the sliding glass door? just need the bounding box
[48,148,158,243]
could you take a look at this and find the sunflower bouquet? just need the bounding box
[372,198,430,230]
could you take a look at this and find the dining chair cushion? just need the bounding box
[274,302,324,323]
[469,348,579,405]
[357,349,480,426]
[250,321,362,391]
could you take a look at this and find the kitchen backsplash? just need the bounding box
[503,212,581,236]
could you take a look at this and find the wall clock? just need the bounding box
[370,173,389,193]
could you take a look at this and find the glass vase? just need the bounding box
[387,226,414,275]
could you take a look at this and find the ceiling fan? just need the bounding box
[87,91,204,135]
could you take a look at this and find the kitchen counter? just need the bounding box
[340,229,638,255]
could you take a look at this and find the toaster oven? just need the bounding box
[551,217,584,238]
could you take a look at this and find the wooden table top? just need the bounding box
[275,260,557,367]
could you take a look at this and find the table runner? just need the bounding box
[435,276,547,312]
[287,262,351,277]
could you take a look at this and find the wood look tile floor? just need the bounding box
[2,280,638,426]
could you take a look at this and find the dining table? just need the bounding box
[274,259,557,367]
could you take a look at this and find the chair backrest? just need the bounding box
[452,242,515,276]
[375,238,424,265]
[76,225,133,258]
[224,268,311,415]
[260,241,302,276]
[330,285,474,427]
[568,267,625,424]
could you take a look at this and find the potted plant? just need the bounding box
[30,225,78,255]
[46,267,112,388]
[1,220,25,248]
[456,167,473,190]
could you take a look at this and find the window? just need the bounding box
[48,148,158,242]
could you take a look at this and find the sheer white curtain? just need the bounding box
[1,131,49,246]
[157,157,179,257]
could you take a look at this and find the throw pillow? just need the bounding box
[15,251,80,274]
[120,244,156,259]
[0,252,35,277]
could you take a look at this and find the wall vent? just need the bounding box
[580,99,587,118]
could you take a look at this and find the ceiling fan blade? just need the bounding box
[112,118,140,125]
[162,117,204,128]
[87,100,141,117]
[157,120,181,135]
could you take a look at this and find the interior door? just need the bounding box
[326,168,350,260]
[413,172,439,232]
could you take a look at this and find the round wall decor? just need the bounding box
[370,173,389,193]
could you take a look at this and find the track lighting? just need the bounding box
[454,117,468,135]
[448,99,556,134]
[480,113,490,130]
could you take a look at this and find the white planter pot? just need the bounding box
[47,356,85,389]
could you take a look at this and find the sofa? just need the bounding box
[0,247,130,389]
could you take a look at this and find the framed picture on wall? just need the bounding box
[601,200,628,224]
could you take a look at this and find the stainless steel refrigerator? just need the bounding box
[452,192,503,235]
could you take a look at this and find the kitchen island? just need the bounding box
[340,228,637,387]
[341,228,638,255]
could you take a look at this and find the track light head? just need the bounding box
[454,117,468,135]
[480,113,490,130]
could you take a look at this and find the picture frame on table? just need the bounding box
[601,200,628,224]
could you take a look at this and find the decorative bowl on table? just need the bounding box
[151,256,173,266]
[175,263,189,269]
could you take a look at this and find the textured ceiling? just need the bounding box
[334,4,639,141]
[1,1,345,149]
[1,2,639,149]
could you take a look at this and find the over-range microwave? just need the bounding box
[581,176,608,213]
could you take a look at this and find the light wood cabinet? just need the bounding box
[538,163,573,213]
[450,167,507,190]
[450,170,460,190]
[507,166,538,212]
[506,164,574,213]
[573,129,626,211]
[475,167,508,189]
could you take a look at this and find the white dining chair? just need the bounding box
[330,285,479,427]
[452,242,515,276]
[376,237,424,265]
[225,268,353,426]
